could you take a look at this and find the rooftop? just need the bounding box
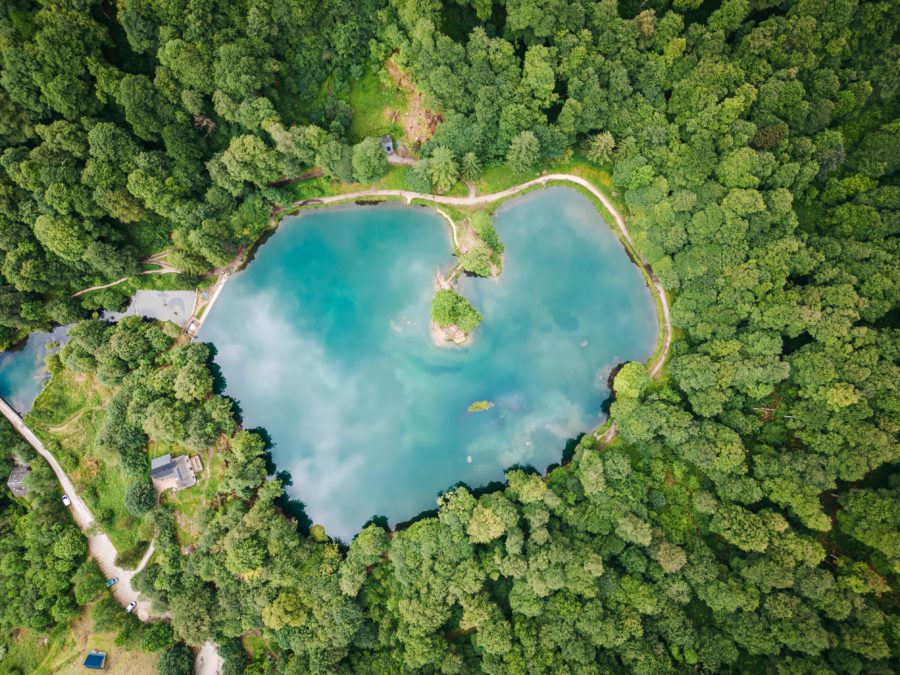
[83,650,107,669]
[150,453,197,491]
[6,464,28,498]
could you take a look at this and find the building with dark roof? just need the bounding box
[6,464,28,498]
[150,453,197,492]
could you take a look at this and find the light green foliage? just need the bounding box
[431,289,483,334]
[470,211,503,254]
[351,137,389,183]
[585,132,616,164]
[614,362,650,399]
[458,244,492,276]
[506,131,540,174]
[460,152,482,181]
[428,146,458,193]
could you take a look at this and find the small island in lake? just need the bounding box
[431,209,503,345]
[467,400,495,413]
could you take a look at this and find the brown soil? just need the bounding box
[385,59,443,156]
[456,220,481,255]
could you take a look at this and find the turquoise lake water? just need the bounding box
[200,187,657,539]
[0,325,70,413]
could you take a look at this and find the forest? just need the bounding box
[0,0,897,673]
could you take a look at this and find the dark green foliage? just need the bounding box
[157,644,194,675]
[124,480,155,516]
[2,0,898,672]
[0,435,92,634]
[141,622,175,652]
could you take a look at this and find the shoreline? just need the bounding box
[277,174,672,397]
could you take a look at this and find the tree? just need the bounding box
[351,137,388,183]
[506,131,539,174]
[458,245,492,276]
[428,146,458,193]
[431,290,483,334]
[174,362,213,402]
[141,622,176,652]
[614,362,650,399]
[217,135,282,190]
[157,644,194,675]
[585,132,616,164]
[461,152,482,181]
[124,480,156,516]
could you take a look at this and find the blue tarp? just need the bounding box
[84,651,106,669]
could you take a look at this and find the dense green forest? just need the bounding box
[1,0,898,672]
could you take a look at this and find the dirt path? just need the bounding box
[0,398,155,620]
[195,640,224,675]
[289,173,673,445]
[387,154,416,167]
[71,268,178,298]
[46,407,97,434]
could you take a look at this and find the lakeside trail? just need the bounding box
[0,398,154,620]
[286,173,673,446]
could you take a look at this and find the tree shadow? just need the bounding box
[204,343,228,395]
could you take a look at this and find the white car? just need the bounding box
[62,494,71,506]
[126,601,137,613]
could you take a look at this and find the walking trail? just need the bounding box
[290,174,673,446]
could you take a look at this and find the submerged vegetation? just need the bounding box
[467,400,495,413]
[0,0,897,673]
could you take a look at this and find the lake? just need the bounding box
[200,187,658,539]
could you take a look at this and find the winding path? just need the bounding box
[71,268,178,298]
[0,398,155,620]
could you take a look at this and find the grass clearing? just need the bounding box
[26,370,150,555]
[348,70,406,143]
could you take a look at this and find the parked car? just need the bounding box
[126,601,137,613]
[61,494,71,506]
[105,577,118,588]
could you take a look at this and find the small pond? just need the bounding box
[200,187,658,539]
[0,289,198,415]
[0,325,71,414]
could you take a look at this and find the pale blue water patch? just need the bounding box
[200,188,657,539]
[0,324,72,414]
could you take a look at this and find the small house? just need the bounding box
[83,651,107,670]
[6,464,28,498]
[150,453,197,492]
[379,135,395,154]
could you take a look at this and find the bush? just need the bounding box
[470,211,503,253]
[141,622,175,652]
[458,244,493,277]
[124,480,156,516]
[432,290,483,334]
[115,541,151,570]
[157,644,194,675]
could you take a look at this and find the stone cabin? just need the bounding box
[150,453,199,492]
[379,135,395,154]
[6,464,28,497]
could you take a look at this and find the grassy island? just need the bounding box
[431,289,483,342]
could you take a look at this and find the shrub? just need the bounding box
[124,480,156,516]
[432,290,483,334]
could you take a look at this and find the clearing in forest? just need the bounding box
[384,59,443,156]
